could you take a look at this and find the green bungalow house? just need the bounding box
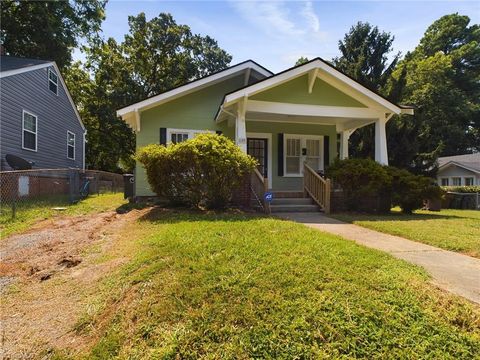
[117,58,413,211]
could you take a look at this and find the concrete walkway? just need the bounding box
[277,212,480,304]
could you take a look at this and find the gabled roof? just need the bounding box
[216,57,414,122]
[438,153,480,174]
[0,55,86,132]
[0,55,53,77]
[116,60,273,120]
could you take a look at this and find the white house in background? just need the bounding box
[437,153,480,186]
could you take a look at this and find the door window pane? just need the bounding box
[286,138,301,174]
[305,139,321,171]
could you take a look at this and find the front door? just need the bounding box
[247,138,268,178]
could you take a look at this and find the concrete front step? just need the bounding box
[271,197,313,205]
[270,204,321,212]
[271,191,305,198]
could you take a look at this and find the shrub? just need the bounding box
[327,158,443,214]
[326,158,392,213]
[387,167,444,214]
[442,186,480,193]
[136,133,257,210]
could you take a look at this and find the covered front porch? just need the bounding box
[215,59,413,212]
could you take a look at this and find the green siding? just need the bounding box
[135,74,341,196]
[135,75,243,196]
[251,75,366,107]
[246,122,337,191]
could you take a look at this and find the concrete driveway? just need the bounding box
[277,212,480,304]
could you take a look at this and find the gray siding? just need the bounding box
[437,165,480,185]
[0,66,84,170]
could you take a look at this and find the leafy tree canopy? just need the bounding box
[0,0,106,69]
[67,12,232,172]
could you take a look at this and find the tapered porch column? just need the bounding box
[339,131,350,160]
[235,97,247,152]
[375,118,388,165]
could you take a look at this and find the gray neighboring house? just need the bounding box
[0,55,85,171]
[437,153,480,186]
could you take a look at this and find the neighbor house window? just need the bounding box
[166,129,213,145]
[48,69,58,95]
[440,178,449,186]
[452,177,462,186]
[22,110,37,151]
[465,177,474,186]
[67,131,75,159]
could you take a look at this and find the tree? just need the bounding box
[391,14,480,157]
[295,56,309,66]
[66,13,232,172]
[332,22,400,160]
[0,0,106,69]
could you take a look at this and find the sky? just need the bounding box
[82,0,480,73]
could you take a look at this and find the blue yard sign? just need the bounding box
[264,192,273,203]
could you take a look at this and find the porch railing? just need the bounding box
[250,168,270,214]
[303,163,331,214]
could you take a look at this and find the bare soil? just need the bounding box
[0,208,149,359]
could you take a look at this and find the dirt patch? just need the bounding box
[0,207,150,359]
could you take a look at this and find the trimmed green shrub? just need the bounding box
[442,186,480,193]
[327,158,443,214]
[326,158,392,213]
[136,133,256,209]
[387,167,444,214]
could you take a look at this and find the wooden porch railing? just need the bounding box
[303,163,331,214]
[250,168,270,214]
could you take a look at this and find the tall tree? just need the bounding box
[0,0,106,69]
[332,22,400,160]
[391,14,480,157]
[66,13,232,172]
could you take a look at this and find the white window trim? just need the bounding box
[67,131,75,160]
[22,110,38,152]
[247,132,272,189]
[48,68,58,96]
[166,128,214,144]
[283,134,324,177]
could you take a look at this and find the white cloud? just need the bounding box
[301,1,319,33]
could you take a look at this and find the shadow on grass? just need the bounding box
[133,205,266,224]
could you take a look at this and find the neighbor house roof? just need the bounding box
[0,55,85,132]
[116,60,273,128]
[216,57,414,123]
[438,153,480,174]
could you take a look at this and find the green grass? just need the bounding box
[332,208,480,258]
[0,193,127,238]
[57,210,479,359]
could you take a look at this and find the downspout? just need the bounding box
[83,130,87,170]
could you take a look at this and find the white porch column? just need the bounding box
[339,131,350,160]
[235,97,247,152]
[374,118,388,165]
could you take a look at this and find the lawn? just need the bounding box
[54,209,479,359]
[0,193,128,238]
[332,208,480,258]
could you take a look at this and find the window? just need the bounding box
[284,134,323,176]
[48,69,58,95]
[67,131,75,159]
[465,177,474,186]
[22,110,37,151]
[166,129,213,145]
[440,178,449,186]
[452,177,462,186]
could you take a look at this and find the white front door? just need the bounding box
[284,134,324,177]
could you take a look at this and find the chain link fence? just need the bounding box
[0,168,124,219]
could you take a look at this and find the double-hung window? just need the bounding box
[464,177,474,186]
[167,129,213,145]
[284,134,323,176]
[48,69,58,95]
[67,131,75,159]
[440,178,449,186]
[22,110,37,151]
[452,177,462,186]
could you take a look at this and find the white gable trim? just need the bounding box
[0,62,54,78]
[116,61,272,118]
[219,58,413,120]
[439,161,480,175]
